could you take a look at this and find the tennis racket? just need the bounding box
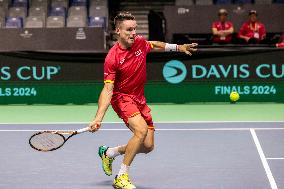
[29,127,90,152]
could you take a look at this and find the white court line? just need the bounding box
[250,129,278,189]
[266,158,284,160]
[0,121,283,125]
[1,128,284,132]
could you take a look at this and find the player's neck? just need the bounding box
[118,39,131,49]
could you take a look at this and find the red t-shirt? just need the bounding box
[104,35,152,104]
[212,21,233,43]
[238,21,266,41]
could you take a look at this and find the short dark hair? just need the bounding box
[114,12,135,28]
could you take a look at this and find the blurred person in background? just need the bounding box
[238,10,266,44]
[212,9,234,44]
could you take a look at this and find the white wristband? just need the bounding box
[165,43,178,52]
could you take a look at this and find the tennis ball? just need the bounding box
[230,91,240,102]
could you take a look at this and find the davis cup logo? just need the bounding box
[163,60,187,84]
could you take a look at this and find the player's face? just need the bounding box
[117,20,137,48]
[249,14,257,22]
[219,14,227,22]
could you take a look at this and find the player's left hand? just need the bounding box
[178,43,198,56]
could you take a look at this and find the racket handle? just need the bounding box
[76,127,90,133]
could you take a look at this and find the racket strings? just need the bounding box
[30,132,65,151]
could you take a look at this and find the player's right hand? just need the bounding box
[89,120,101,132]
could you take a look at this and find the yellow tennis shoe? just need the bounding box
[98,146,114,176]
[112,174,136,189]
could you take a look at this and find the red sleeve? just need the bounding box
[104,52,117,83]
[212,22,217,29]
[238,23,246,37]
[135,35,153,53]
[145,40,153,53]
[259,23,266,39]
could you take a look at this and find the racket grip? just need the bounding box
[76,127,90,133]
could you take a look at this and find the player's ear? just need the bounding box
[116,27,120,35]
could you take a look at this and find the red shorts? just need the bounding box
[111,95,155,130]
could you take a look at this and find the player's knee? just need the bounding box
[134,128,148,142]
[143,143,154,154]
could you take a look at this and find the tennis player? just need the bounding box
[89,12,197,189]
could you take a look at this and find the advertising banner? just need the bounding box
[0,50,283,104]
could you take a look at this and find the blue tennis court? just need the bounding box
[1,122,283,189]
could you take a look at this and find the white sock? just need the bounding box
[106,146,122,158]
[118,163,129,176]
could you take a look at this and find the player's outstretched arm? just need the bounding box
[89,83,114,132]
[148,41,198,55]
